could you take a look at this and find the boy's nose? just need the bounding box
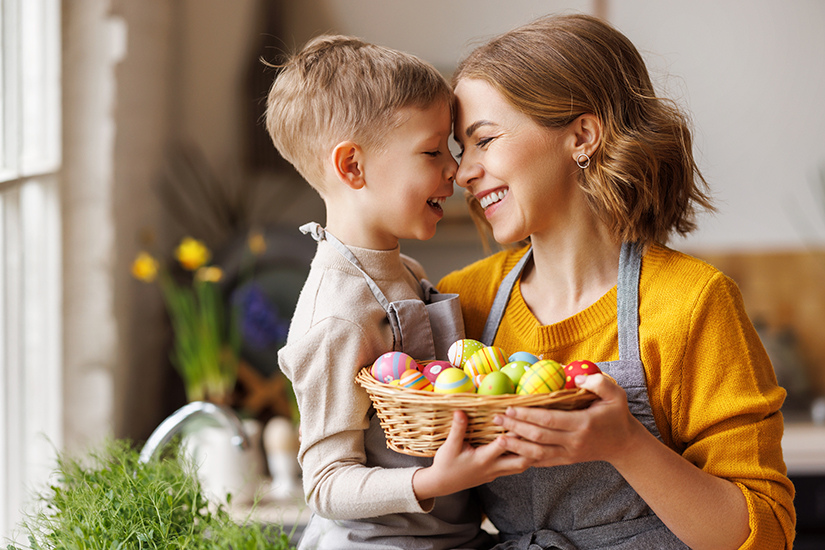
[445,156,458,182]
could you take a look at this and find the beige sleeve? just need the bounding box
[278,316,430,520]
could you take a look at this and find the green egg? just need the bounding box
[477,371,515,395]
[500,361,532,387]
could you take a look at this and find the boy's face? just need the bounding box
[358,101,457,249]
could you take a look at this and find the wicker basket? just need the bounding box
[356,366,598,457]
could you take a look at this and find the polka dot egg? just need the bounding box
[447,339,485,368]
[421,361,452,383]
[517,359,566,395]
[372,351,419,384]
[564,360,601,389]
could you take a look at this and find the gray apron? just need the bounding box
[479,243,689,550]
[297,223,491,550]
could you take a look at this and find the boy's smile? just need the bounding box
[354,100,457,250]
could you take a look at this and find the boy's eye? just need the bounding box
[424,151,441,157]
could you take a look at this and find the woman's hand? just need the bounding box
[412,410,535,502]
[494,374,751,550]
[493,373,645,467]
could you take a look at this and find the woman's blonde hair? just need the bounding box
[454,14,713,248]
[265,35,452,191]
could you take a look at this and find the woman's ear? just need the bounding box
[571,113,602,159]
[331,141,366,189]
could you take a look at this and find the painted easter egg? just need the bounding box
[472,373,486,388]
[447,339,485,368]
[508,351,540,364]
[564,360,602,389]
[372,351,419,384]
[517,359,566,395]
[433,367,476,394]
[421,361,452,383]
[463,346,508,379]
[500,361,533,387]
[398,368,433,391]
[477,371,516,395]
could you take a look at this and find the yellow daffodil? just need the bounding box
[175,237,211,271]
[196,266,224,283]
[248,230,267,256]
[131,252,159,283]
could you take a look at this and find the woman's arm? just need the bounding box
[494,374,750,550]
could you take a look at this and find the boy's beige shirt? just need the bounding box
[278,238,430,519]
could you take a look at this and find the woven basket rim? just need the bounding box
[356,366,597,408]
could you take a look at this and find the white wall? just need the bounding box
[280,0,825,253]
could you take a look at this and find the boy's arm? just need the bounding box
[279,317,431,520]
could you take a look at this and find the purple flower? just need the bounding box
[233,284,289,349]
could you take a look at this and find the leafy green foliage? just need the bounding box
[7,440,294,550]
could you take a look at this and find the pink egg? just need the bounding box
[421,361,452,383]
[372,351,419,383]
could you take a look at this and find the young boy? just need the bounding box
[266,36,524,549]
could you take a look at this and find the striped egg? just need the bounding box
[372,351,418,384]
[517,359,566,395]
[447,339,485,368]
[463,346,508,379]
[433,367,476,394]
[398,368,433,391]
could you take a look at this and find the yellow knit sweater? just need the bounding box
[438,242,795,550]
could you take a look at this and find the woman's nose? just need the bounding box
[454,157,478,189]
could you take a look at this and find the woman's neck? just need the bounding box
[520,226,620,326]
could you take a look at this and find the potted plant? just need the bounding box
[132,236,240,405]
[6,439,296,549]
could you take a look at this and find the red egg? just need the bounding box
[564,360,601,389]
[421,361,452,383]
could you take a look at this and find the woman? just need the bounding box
[439,14,794,550]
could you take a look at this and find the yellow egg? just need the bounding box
[517,359,566,395]
[433,367,476,394]
[463,346,508,379]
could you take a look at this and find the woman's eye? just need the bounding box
[454,149,464,160]
[476,137,494,148]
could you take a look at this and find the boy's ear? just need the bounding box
[331,141,366,190]
[570,113,602,158]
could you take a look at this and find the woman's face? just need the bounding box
[453,78,580,245]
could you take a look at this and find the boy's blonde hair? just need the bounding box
[265,35,452,191]
[455,14,714,248]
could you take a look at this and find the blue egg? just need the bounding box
[509,351,539,364]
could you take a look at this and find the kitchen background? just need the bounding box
[3,0,825,543]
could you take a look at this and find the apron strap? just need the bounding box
[299,222,393,312]
[481,247,533,346]
[481,243,642,364]
[617,241,642,363]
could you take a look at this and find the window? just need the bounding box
[0,0,61,540]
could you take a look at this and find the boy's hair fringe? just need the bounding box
[264,35,452,192]
[455,14,714,249]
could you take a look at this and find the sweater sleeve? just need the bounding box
[674,273,795,549]
[278,317,430,520]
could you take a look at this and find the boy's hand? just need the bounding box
[411,410,534,502]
